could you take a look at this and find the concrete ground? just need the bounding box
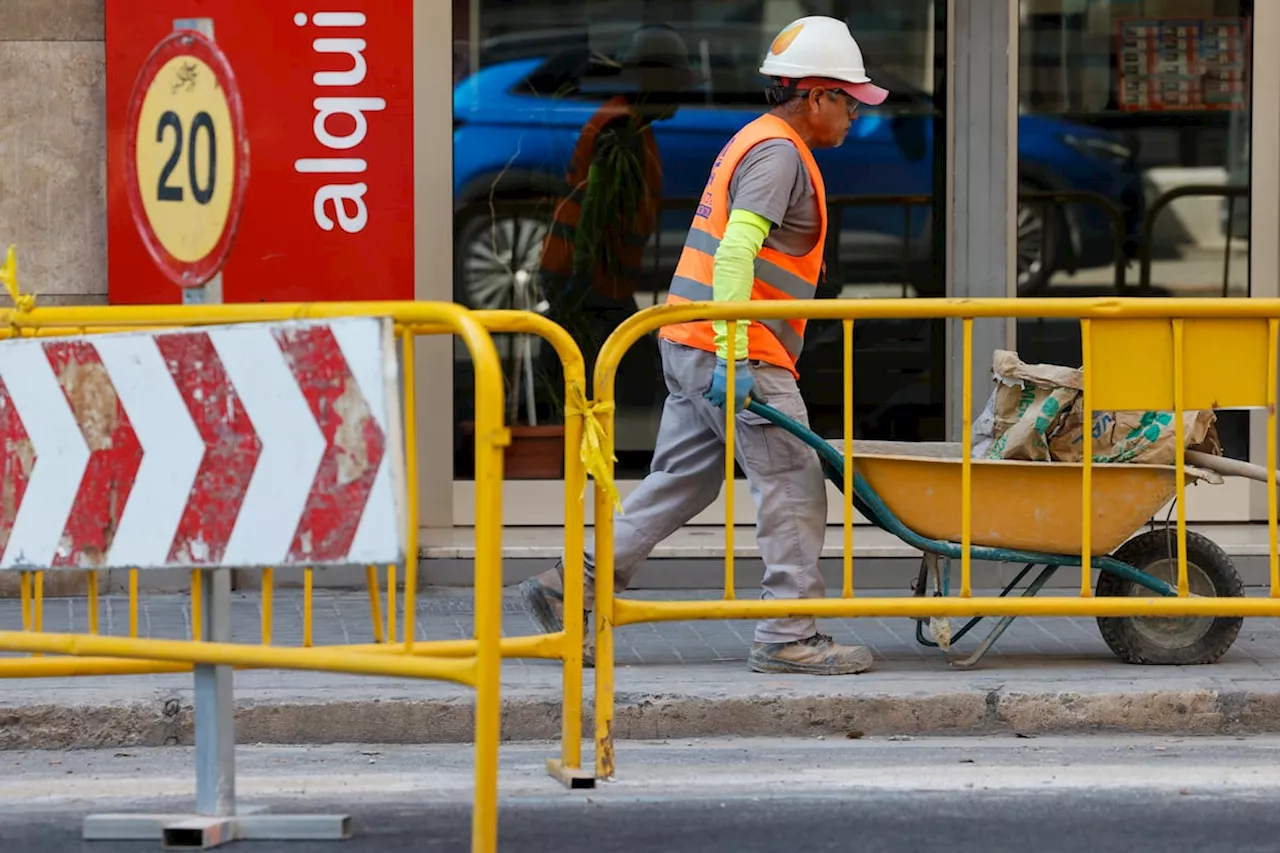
[4,588,1280,748]
[6,736,1280,851]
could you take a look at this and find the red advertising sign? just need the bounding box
[106,1,414,305]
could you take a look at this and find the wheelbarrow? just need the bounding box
[744,399,1248,669]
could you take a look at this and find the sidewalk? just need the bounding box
[3,588,1280,749]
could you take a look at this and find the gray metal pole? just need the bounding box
[175,16,224,307]
[195,567,236,817]
[945,0,1018,441]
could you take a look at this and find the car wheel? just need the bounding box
[454,207,550,310]
[1015,183,1063,296]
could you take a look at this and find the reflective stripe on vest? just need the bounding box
[668,275,805,358]
[538,96,663,301]
[681,228,818,302]
[658,113,827,375]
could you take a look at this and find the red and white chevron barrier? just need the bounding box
[0,316,404,571]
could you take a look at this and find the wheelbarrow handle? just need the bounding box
[1186,449,1280,486]
[744,398,846,474]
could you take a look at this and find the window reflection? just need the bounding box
[1015,0,1253,461]
[452,1,949,479]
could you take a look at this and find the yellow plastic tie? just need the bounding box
[0,245,36,318]
[564,381,624,516]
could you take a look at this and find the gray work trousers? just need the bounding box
[583,338,828,644]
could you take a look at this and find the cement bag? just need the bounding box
[1049,402,1220,465]
[977,350,1083,462]
[975,349,1220,465]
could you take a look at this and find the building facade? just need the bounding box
[1,0,1276,535]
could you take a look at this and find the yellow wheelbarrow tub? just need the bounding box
[828,440,1222,557]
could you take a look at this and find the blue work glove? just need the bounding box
[705,358,755,412]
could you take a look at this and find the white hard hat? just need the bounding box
[759,16,888,106]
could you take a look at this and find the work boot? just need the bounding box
[518,562,595,667]
[747,633,873,676]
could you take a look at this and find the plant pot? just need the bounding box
[504,424,566,480]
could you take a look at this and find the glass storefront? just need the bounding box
[443,0,1271,528]
[450,0,949,480]
[1013,0,1254,460]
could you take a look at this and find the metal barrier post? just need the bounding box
[194,568,235,819]
[464,310,595,790]
[1138,184,1250,292]
[83,566,354,847]
[1014,190,1130,294]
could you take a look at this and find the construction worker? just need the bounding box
[537,25,691,357]
[522,16,888,676]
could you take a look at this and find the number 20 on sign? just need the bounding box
[124,29,249,289]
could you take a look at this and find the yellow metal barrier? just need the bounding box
[588,297,1280,779]
[0,289,508,853]
[402,309,593,788]
[0,319,451,675]
[0,319,440,672]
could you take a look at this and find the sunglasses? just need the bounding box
[826,90,860,118]
[798,88,860,118]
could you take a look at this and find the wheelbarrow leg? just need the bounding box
[917,562,1040,652]
[927,554,952,650]
[948,564,1060,669]
[912,555,954,650]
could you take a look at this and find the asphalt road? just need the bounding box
[6,791,1280,852]
[6,737,1280,851]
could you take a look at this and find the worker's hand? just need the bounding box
[705,357,755,412]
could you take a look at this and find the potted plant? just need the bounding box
[502,320,568,480]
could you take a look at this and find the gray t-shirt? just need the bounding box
[725,138,822,257]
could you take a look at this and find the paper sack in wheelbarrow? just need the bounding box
[971,349,1222,465]
[816,348,1228,556]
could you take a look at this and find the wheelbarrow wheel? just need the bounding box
[1096,530,1243,666]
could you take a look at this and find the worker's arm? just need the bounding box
[711,208,771,361]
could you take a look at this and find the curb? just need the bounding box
[6,688,1280,750]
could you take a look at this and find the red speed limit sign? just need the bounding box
[124,29,250,288]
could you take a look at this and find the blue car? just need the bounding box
[453,48,1145,308]
[451,42,1147,443]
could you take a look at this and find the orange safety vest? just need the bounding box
[539,95,663,302]
[659,113,827,377]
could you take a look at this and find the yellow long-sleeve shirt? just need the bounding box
[711,208,772,362]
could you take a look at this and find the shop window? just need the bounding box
[1015,0,1253,461]
[451,0,948,480]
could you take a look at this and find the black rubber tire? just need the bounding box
[1096,529,1244,665]
[1014,179,1065,297]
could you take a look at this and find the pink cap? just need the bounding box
[793,76,889,106]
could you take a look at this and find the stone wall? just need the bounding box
[0,0,105,597]
[0,0,107,308]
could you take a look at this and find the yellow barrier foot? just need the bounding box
[546,758,596,790]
